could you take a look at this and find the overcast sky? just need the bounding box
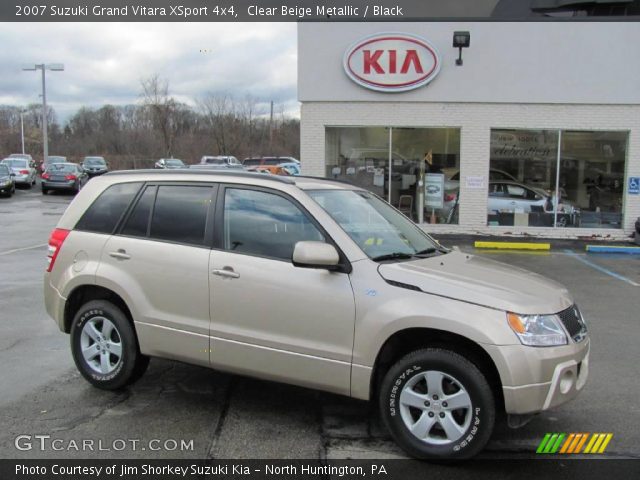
[0,23,298,122]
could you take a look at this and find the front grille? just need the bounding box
[558,305,587,342]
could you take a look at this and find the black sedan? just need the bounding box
[0,163,16,197]
[81,156,109,177]
[42,163,88,195]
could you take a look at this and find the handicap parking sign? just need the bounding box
[629,177,640,195]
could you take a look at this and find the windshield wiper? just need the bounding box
[371,252,415,262]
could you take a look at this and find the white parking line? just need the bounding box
[0,243,47,256]
[564,249,640,287]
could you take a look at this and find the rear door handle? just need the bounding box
[109,249,131,260]
[212,267,240,279]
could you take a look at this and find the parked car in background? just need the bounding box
[8,153,33,162]
[200,155,242,167]
[279,162,301,176]
[0,163,16,197]
[44,170,589,460]
[41,163,88,195]
[246,165,291,176]
[1,157,37,188]
[155,158,187,169]
[242,156,300,167]
[189,164,242,171]
[82,156,109,177]
[42,156,68,174]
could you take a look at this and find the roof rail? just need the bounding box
[104,169,297,185]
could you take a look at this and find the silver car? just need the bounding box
[1,158,37,188]
[44,170,588,460]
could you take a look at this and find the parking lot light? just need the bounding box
[21,63,65,164]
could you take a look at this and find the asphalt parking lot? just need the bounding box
[1,181,639,461]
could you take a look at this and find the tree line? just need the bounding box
[0,75,300,170]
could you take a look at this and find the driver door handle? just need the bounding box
[212,267,240,279]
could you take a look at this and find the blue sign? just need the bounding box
[629,177,640,195]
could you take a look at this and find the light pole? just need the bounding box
[19,109,26,154]
[21,63,64,162]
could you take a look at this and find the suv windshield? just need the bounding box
[0,164,9,175]
[307,189,442,261]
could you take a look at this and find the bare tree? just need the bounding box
[140,75,180,158]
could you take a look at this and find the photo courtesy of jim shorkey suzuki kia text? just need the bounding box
[15,463,380,477]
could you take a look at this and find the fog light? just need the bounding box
[559,370,574,394]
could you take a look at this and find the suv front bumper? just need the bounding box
[485,338,589,415]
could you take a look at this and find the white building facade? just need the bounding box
[298,22,640,239]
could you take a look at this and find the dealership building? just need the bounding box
[298,21,640,239]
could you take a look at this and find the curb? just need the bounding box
[474,241,551,251]
[586,245,640,254]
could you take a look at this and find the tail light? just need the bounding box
[42,173,50,180]
[65,174,77,181]
[19,169,29,174]
[46,228,70,272]
[444,192,457,202]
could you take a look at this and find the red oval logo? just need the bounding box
[343,33,440,92]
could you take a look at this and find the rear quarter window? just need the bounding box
[75,182,142,234]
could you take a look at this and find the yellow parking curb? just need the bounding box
[474,241,551,250]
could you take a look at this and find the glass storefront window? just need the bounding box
[325,127,461,224]
[488,129,627,229]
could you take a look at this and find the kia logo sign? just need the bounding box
[343,33,440,92]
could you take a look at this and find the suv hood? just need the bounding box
[377,251,573,314]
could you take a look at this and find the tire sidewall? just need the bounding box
[70,300,138,390]
[380,350,495,460]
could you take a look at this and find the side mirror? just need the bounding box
[10,173,15,177]
[292,241,340,270]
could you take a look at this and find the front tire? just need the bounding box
[70,300,148,390]
[379,348,495,460]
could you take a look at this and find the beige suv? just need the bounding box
[44,170,589,459]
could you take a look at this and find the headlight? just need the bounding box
[507,312,567,347]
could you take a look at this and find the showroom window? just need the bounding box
[325,127,461,224]
[488,129,627,228]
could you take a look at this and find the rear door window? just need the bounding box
[149,185,213,246]
[75,182,142,234]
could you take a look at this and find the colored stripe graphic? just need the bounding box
[537,433,613,454]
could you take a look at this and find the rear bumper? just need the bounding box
[42,180,76,190]
[44,273,67,332]
[14,175,31,185]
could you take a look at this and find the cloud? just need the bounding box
[0,22,299,121]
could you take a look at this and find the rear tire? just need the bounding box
[41,188,48,195]
[379,348,495,460]
[70,300,148,390]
